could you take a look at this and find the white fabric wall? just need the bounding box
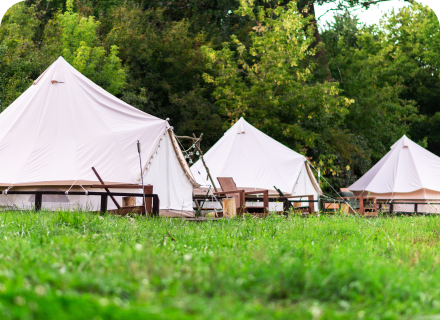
[0,132,194,215]
[291,163,319,211]
[143,131,194,212]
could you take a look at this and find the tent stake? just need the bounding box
[91,167,121,209]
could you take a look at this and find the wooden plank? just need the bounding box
[217,177,238,192]
[90,184,152,189]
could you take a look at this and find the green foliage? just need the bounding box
[0,3,40,41]
[376,4,440,155]
[202,0,356,184]
[56,0,126,94]
[322,12,418,181]
[1,212,440,318]
[321,4,440,185]
[2,0,440,190]
[0,3,43,111]
[136,0,248,44]
[0,0,126,112]
[106,4,223,148]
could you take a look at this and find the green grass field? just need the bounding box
[1,212,440,319]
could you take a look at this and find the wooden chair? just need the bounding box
[339,188,377,216]
[213,177,269,216]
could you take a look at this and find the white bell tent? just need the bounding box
[190,118,321,210]
[349,135,440,213]
[0,57,198,216]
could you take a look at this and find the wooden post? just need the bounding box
[308,196,314,214]
[415,203,418,214]
[239,190,246,215]
[144,185,153,215]
[358,197,364,215]
[100,195,108,214]
[263,190,269,216]
[194,198,201,211]
[152,195,160,216]
[35,192,42,211]
[283,197,290,216]
[390,203,394,214]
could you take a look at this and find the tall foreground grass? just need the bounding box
[0,212,440,319]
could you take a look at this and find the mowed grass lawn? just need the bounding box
[1,213,440,319]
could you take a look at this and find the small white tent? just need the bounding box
[0,57,198,216]
[190,118,321,210]
[349,135,440,212]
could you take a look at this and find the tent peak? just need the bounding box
[236,117,246,134]
[51,58,66,84]
[390,134,413,150]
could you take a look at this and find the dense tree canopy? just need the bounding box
[0,0,438,190]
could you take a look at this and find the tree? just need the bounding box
[375,3,440,155]
[321,11,420,184]
[0,3,43,111]
[52,0,126,94]
[106,4,224,149]
[202,0,357,182]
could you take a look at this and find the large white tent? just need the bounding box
[0,57,198,216]
[349,135,440,212]
[190,118,321,210]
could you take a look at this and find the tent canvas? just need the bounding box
[349,135,440,213]
[0,57,198,217]
[190,118,321,210]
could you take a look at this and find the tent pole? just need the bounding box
[176,133,218,193]
[137,141,148,216]
[318,169,321,214]
[193,135,218,193]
